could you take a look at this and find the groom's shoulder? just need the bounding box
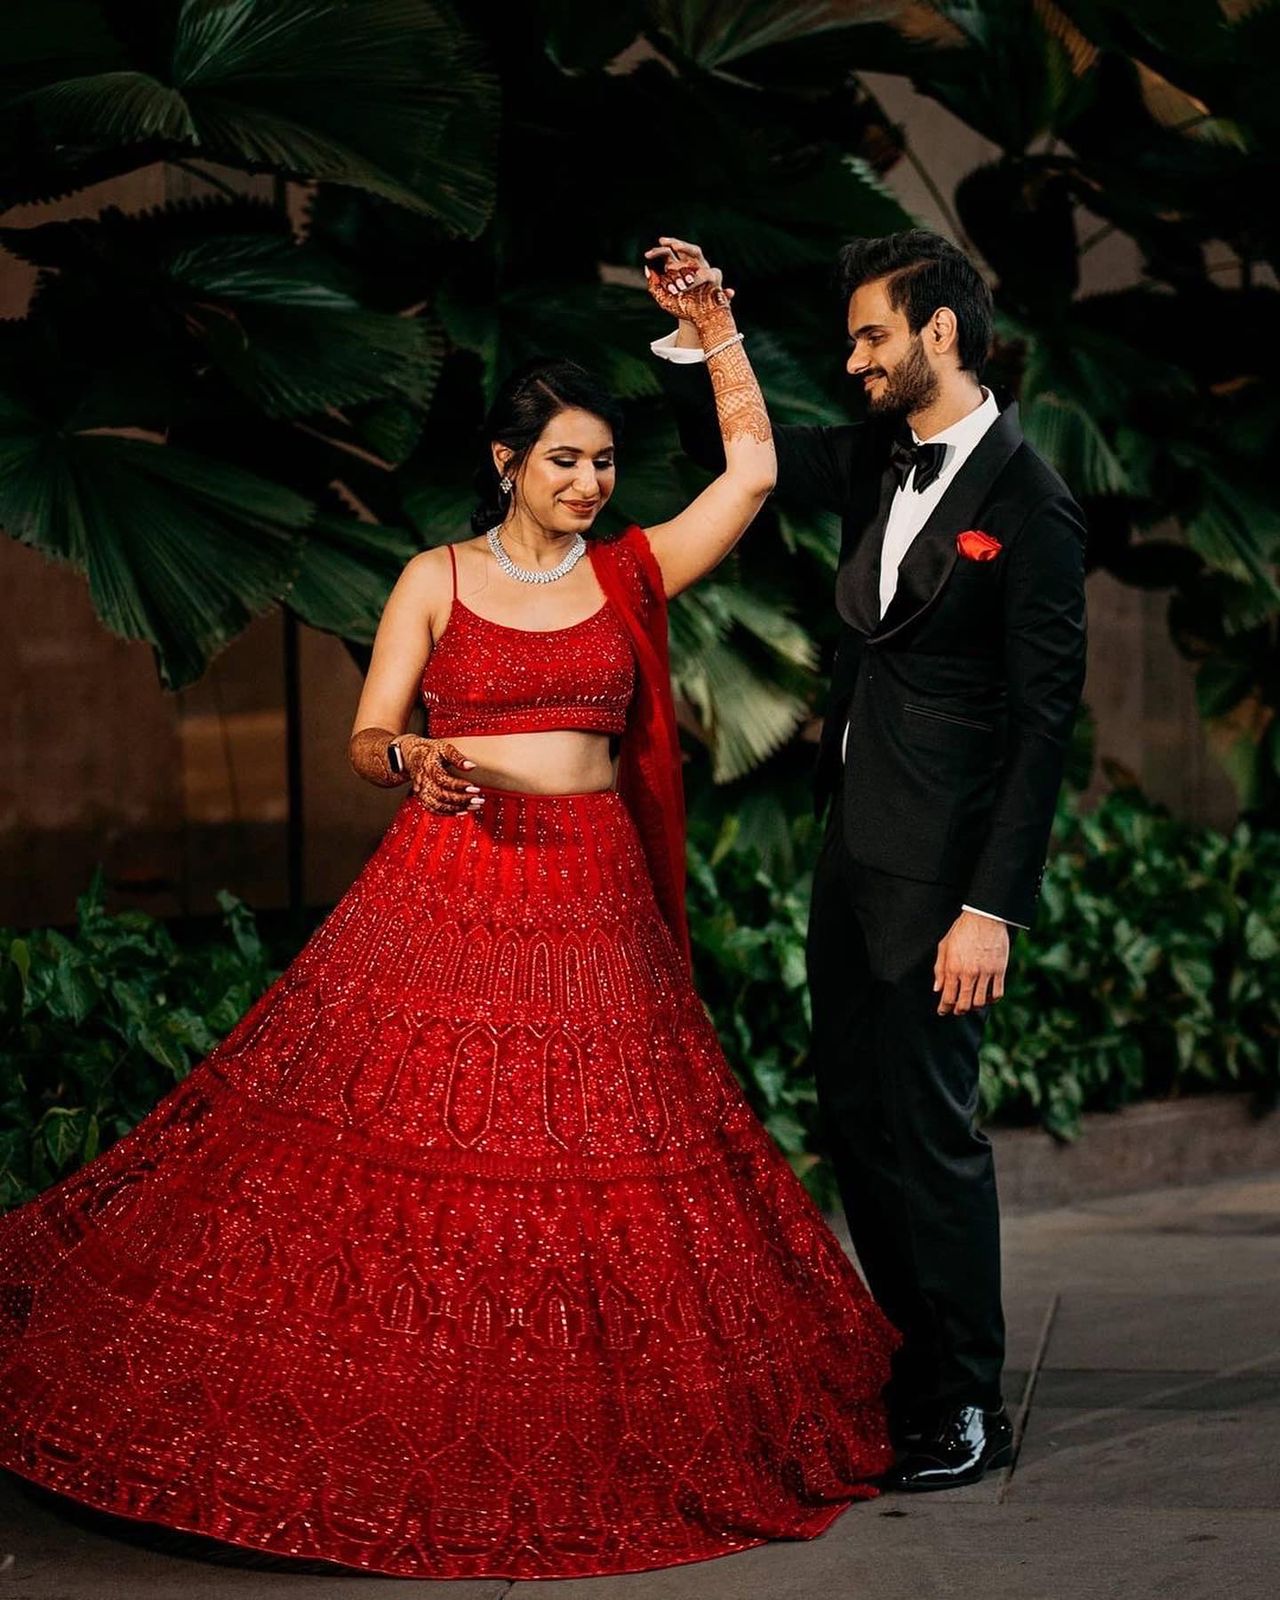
[997,401,1083,514]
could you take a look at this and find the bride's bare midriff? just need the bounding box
[447,729,618,795]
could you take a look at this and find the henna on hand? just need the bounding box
[645,235,772,456]
[404,738,485,815]
[348,728,484,814]
[348,726,411,788]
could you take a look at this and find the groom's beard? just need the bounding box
[865,335,938,416]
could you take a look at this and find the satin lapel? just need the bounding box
[871,400,1024,644]
[834,459,898,633]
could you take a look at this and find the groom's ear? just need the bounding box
[929,306,960,360]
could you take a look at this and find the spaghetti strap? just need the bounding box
[447,542,458,599]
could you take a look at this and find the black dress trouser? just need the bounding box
[805,787,1012,1414]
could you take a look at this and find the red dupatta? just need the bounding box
[588,525,692,973]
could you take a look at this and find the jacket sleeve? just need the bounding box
[963,493,1088,927]
[655,353,857,515]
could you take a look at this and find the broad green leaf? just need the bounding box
[0,386,311,688]
[9,1,500,234]
[283,513,420,642]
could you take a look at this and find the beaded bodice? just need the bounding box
[420,542,636,737]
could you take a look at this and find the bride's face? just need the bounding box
[497,408,617,538]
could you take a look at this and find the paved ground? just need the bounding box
[3,1171,1276,1598]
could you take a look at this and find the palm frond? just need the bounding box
[0,388,312,688]
[1021,391,1129,497]
[650,0,905,73]
[6,0,499,232]
[679,637,813,782]
[282,513,420,641]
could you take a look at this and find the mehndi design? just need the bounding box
[645,269,772,448]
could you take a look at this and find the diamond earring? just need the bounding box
[498,474,512,494]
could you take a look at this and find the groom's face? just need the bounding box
[844,278,939,417]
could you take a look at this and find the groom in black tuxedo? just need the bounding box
[648,229,1087,1490]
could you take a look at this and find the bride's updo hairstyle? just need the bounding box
[470,356,626,537]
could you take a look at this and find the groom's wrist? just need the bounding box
[961,902,1028,931]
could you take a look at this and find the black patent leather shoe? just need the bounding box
[888,1402,937,1453]
[882,1403,1014,1491]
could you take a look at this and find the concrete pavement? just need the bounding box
[3,1171,1276,1598]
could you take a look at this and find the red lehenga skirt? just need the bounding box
[0,787,901,1580]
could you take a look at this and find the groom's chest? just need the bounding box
[835,442,1022,645]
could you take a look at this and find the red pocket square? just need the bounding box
[956,529,1002,562]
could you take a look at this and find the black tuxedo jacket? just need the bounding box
[658,359,1087,929]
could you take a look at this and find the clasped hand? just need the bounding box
[642,235,735,323]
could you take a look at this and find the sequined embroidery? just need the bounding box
[0,792,901,1579]
[420,545,635,738]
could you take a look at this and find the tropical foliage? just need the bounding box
[0,867,283,1209]
[688,778,1280,1211]
[4,1,1278,802]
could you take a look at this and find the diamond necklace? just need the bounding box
[486,524,587,585]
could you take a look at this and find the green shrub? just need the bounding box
[685,805,834,1204]
[981,785,1280,1138]
[0,868,281,1209]
[687,786,1280,1204]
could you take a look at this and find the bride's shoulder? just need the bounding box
[611,523,663,584]
[402,536,478,584]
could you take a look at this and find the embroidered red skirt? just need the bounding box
[0,788,901,1580]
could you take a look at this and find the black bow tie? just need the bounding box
[890,437,947,494]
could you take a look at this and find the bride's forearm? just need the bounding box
[697,307,774,487]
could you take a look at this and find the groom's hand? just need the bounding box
[934,911,1010,1016]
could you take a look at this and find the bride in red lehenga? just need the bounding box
[0,252,901,1579]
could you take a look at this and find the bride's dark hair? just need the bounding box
[470,357,625,537]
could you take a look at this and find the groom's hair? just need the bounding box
[836,230,993,376]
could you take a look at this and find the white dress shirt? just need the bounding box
[650,333,1018,927]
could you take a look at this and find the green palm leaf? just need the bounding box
[1021,391,1129,497]
[282,513,420,641]
[1174,456,1280,604]
[671,579,819,781]
[3,206,446,420]
[650,0,898,74]
[0,388,312,688]
[176,237,445,417]
[7,0,498,232]
[678,635,813,782]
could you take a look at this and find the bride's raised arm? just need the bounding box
[639,243,776,598]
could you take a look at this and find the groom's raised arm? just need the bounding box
[652,331,860,516]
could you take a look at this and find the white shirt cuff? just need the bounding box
[962,903,1028,930]
[650,329,707,364]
